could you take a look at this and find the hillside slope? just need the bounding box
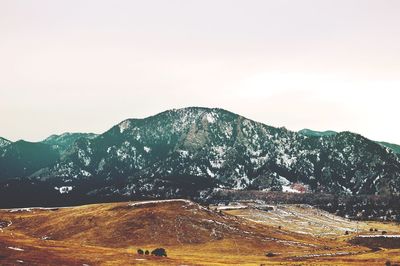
[1,199,318,248]
[1,200,399,265]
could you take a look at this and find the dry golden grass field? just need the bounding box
[0,199,399,265]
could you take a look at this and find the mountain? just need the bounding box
[31,108,400,196]
[1,107,400,208]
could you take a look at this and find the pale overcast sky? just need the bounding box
[1,0,400,143]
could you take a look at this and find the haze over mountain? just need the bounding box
[1,107,400,208]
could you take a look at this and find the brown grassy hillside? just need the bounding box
[0,199,399,265]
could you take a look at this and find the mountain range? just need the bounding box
[1,107,400,207]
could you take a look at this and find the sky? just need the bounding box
[1,0,400,143]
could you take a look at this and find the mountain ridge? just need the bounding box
[299,128,400,155]
[298,128,338,137]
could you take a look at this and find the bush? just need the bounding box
[370,228,374,232]
[145,250,149,255]
[385,260,391,266]
[151,248,167,257]
[137,249,144,255]
[382,231,388,235]
[265,252,275,257]
[345,231,349,235]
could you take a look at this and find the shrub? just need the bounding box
[145,250,149,255]
[382,231,387,235]
[385,260,391,266]
[265,252,275,257]
[151,248,167,257]
[137,249,144,255]
[278,226,282,230]
[370,228,374,232]
[345,231,349,235]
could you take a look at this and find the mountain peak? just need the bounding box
[298,129,338,137]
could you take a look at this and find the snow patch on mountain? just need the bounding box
[177,150,189,158]
[78,150,91,166]
[205,112,217,123]
[54,186,73,194]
